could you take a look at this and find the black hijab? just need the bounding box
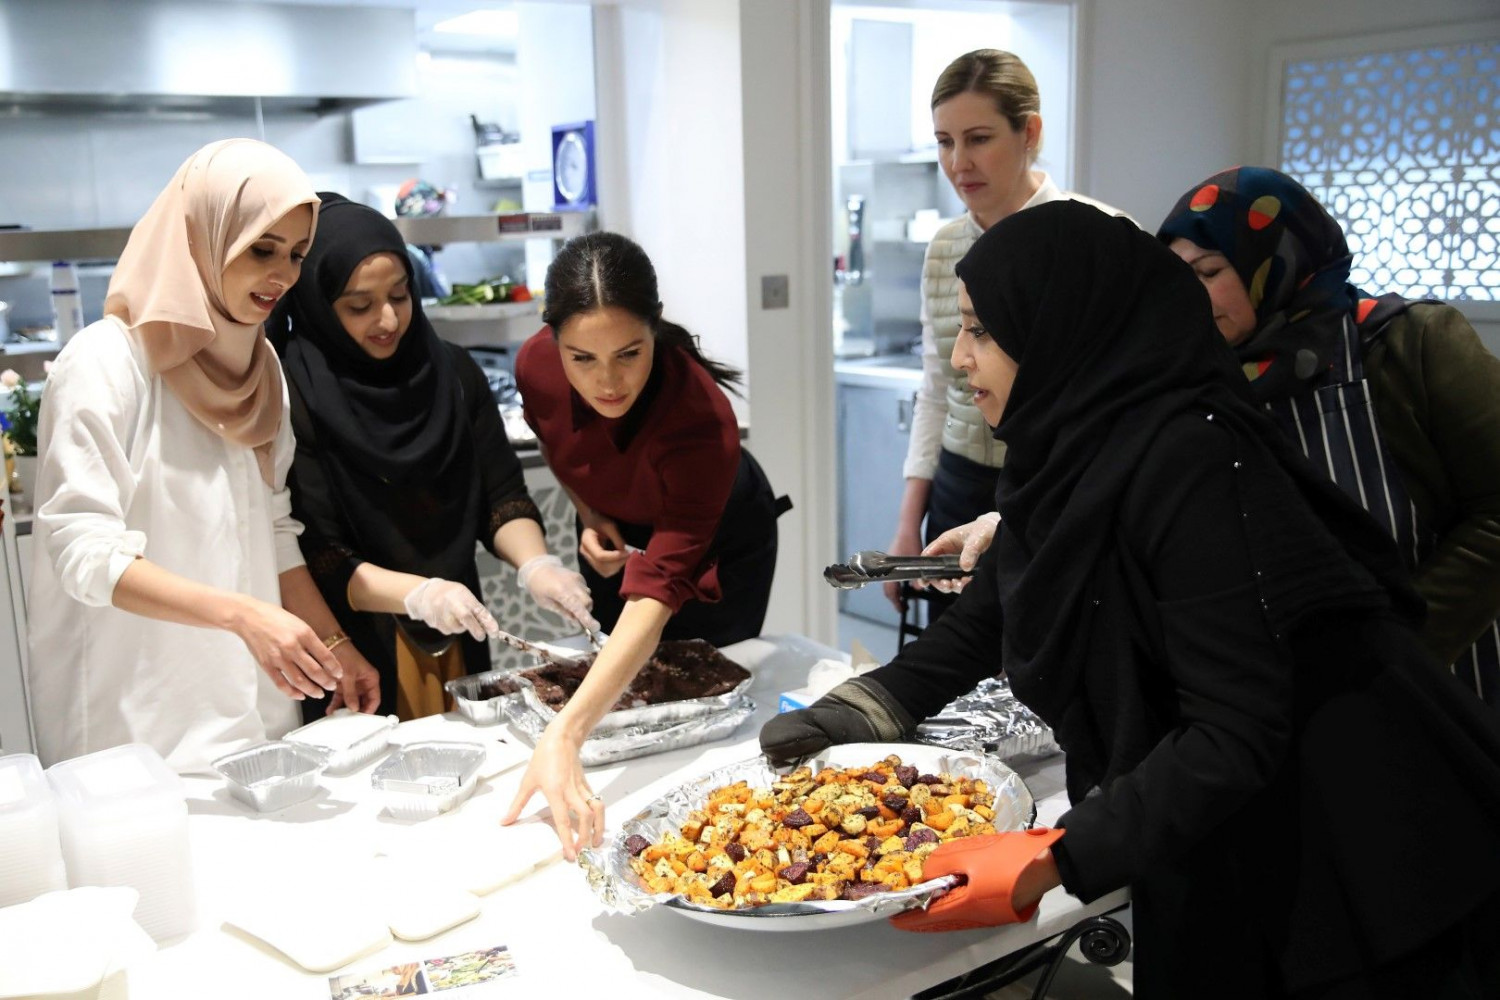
[268,194,480,619]
[954,201,1415,736]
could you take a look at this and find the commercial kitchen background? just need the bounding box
[0,0,1494,749]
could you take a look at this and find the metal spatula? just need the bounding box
[492,627,589,667]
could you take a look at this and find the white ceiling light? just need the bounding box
[432,9,519,38]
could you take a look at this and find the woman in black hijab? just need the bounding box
[763,201,1500,998]
[269,195,596,720]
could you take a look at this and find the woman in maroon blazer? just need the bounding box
[503,231,784,857]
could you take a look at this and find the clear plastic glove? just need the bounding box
[517,554,600,632]
[913,511,1000,594]
[402,578,498,640]
[890,828,1064,932]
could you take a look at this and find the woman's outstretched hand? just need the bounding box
[501,724,605,862]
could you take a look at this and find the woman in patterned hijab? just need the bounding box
[1159,166,1500,708]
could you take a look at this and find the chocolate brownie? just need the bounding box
[521,639,749,713]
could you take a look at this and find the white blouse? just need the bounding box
[27,317,305,774]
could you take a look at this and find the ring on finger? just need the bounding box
[585,791,604,805]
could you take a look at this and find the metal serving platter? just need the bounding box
[580,742,1035,931]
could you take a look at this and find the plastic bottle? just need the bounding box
[50,261,84,345]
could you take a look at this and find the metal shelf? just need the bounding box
[393,211,592,246]
[425,301,540,323]
[0,227,133,263]
[0,211,593,263]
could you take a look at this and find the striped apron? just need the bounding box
[1264,315,1500,706]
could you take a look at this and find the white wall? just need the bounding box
[1077,0,1499,346]
[592,0,749,400]
[1076,0,1253,225]
[739,0,839,644]
[515,1,598,290]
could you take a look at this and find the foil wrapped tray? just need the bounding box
[213,741,327,813]
[515,641,753,734]
[916,677,1061,761]
[448,640,752,736]
[371,741,487,821]
[505,696,756,767]
[579,742,1035,930]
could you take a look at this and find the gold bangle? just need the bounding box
[322,629,351,652]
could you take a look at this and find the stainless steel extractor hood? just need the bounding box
[0,0,417,114]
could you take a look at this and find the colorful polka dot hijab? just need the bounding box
[1157,166,1409,401]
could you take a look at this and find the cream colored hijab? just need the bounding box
[104,138,319,485]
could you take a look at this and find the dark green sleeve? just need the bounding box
[1386,305,1500,664]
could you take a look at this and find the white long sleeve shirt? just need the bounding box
[27,317,305,774]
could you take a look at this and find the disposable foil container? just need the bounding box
[371,741,487,821]
[514,647,753,734]
[578,743,1034,929]
[445,670,526,726]
[284,709,398,775]
[212,741,327,813]
[505,696,756,767]
[916,676,1061,761]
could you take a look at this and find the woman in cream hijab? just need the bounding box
[28,139,380,773]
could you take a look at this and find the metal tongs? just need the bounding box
[822,550,971,590]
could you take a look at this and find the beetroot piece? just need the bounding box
[881,794,908,813]
[725,842,747,862]
[861,770,889,784]
[916,774,942,786]
[842,882,884,901]
[900,805,923,826]
[708,871,735,899]
[856,805,881,820]
[895,765,919,788]
[781,861,812,884]
[624,834,651,857]
[905,827,940,850]
[782,808,815,829]
[809,851,829,870]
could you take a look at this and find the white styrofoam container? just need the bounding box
[45,744,196,943]
[0,753,67,908]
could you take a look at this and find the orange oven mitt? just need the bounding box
[891,828,1065,933]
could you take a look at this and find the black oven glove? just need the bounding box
[759,677,917,766]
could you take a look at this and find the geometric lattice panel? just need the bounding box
[477,477,585,672]
[1280,39,1499,301]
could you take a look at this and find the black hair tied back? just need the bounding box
[542,231,743,391]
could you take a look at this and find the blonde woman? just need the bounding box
[886,49,1126,622]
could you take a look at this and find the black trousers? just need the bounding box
[578,449,785,647]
